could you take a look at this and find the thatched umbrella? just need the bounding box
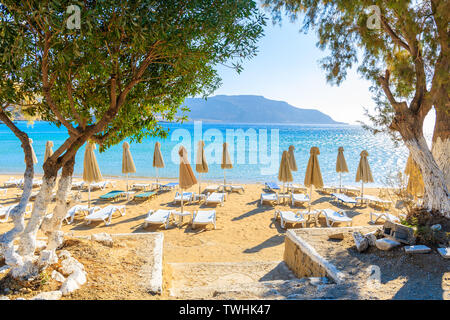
[122,141,136,197]
[44,141,54,163]
[178,146,197,213]
[287,145,298,172]
[153,141,165,184]
[278,150,293,203]
[221,142,232,185]
[25,138,38,165]
[405,153,424,199]
[195,140,208,195]
[336,147,349,192]
[356,150,374,198]
[304,147,323,209]
[83,141,103,207]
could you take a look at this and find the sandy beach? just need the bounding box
[0,174,400,264]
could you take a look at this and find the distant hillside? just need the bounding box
[181,95,344,124]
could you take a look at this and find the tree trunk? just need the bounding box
[39,156,75,267]
[431,106,450,190]
[0,112,35,277]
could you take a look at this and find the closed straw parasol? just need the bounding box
[178,146,197,214]
[44,141,54,163]
[336,147,349,192]
[355,150,374,198]
[195,140,208,195]
[153,141,164,185]
[122,141,136,197]
[304,147,323,209]
[287,145,298,172]
[404,154,424,198]
[221,142,232,186]
[83,141,103,207]
[25,138,38,164]
[278,150,293,203]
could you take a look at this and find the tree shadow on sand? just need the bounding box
[243,234,285,254]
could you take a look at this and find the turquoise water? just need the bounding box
[0,121,409,186]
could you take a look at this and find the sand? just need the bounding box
[0,174,402,265]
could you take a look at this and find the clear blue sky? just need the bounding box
[213,15,435,134]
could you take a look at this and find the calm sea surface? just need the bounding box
[0,121,412,187]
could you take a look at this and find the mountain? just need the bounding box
[181,95,344,124]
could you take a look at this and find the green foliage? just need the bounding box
[262,0,448,137]
[2,0,265,152]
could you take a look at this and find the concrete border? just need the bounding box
[286,226,379,284]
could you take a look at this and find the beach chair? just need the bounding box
[90,180,116,190]
[286,183,307,193]
[357,195,392,210]
[46,204,90,224]
[265,182,280,192]
[143,209,173,229]
[134,191,157,202]
[260,193,279,206]
[99,190,126,201]
[160,182,179,191]
[319,185,337,194]
[222,185,245,194]
[192,210,216,229]
[71,181,85,190]
[3,177,23,188]
[342,186,360,195]
[85,205,125,226]
[317,208,352,227]
[274,210,306,229]
[369,212,406,224]
[0,203,33,223]
[331,193,357,207]
[204,185,221,193]
[131,183,151,191]
[205,192,226,206]
[173,192,194,204]
[291,193,310,207]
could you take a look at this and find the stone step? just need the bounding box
[168,261,335,299]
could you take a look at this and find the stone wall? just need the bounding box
[284,236,327,278]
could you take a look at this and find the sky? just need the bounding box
[213,14,436,135]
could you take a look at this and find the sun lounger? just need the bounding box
[134,191,157,201]
[90,180,116,190]
[160,182,178,191]
[192,210,216,229]
[286,184,307,193]
[318,208,352,227]
[173,192,194,204]
[369,212,406,224]
[260,193,278,206]
[222,185,245,193]
[72,181,85,190]
[4,178,23,188]
[0,203,32,223]
[205,192,226,206]
[274,210,306,229]
[331,193,357,207]
[85,205,125,225]
[357,195,392,209]
[291,193,310,207]
[265,182,280,192]
[143,209,173,229]
[204,185,221,193]
[320,185,337,194]
[46,204,90,224]
[99,190,126,201]
[342,186,360,195]
[131,183,152,191]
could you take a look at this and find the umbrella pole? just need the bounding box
[224,170,226,187]
[88,184,91,209]
[339,172,342,193]
[309,185,312,212]
[198,173,201,197]
[180,189,184,226]
[126,173,129,200]
[156,168,159,185]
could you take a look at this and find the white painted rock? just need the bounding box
[35,240,47,251]
[364,232,378,246]
[404,245,431,254]
[0,296,10,300]
[376,238,401,251]
[353,232,369,252]
[60,257,85,276]
[69,268,87,286]
[51,270,66,283]
[60,278,80,296]
[91,233,113,247]
[0,265,10,274]
[31,291,62,300]
[58,250,72,259]
[38,250,59,267]
[437,248,450,259]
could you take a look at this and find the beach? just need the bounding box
[0,174,400,264]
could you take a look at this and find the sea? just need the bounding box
[0,121,420,187]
